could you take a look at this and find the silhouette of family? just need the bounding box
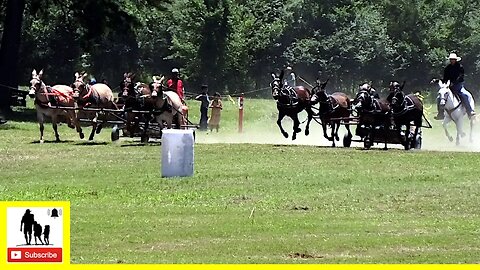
[20,209,51,245]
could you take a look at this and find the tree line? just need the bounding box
[1,0,479,112]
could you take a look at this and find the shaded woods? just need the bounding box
[1,0,480,113]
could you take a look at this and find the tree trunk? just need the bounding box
[0,0,26,114]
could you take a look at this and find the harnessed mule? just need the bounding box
[150,76,186,133]
[120,72,156,142]
[28,69,83,143]
[72,72,118,141]
[389,83,424,149]
[310,79,352,147]
[270,70,314,141]
[353,89,391,149]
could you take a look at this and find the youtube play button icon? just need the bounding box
[10,250,22,260]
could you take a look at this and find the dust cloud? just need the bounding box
[195,117,480,153]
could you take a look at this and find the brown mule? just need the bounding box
[311,80,352,147]
[270,70,314,141]
[28,69,84,143]
[150,76,186,131]
[72,72,118,141]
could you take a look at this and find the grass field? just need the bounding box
[1,98,480,263]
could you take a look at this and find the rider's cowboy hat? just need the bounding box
[447,53,462,61]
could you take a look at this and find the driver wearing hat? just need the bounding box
[437,53,474,119]
[166,68,185,101]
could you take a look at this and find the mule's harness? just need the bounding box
[391,95,416,116]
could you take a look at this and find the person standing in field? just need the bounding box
[208,92,223,132]
[195,85,210,130]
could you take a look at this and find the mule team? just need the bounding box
[28,69,185,143]
[270,55,475,148]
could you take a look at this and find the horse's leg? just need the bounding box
[88,112,98,141]
[292,114,301,141]
[456,114,464,146]
[321,120,332,141]
[345,122,352,138]
[470,117,474,143]
[51,114,60,142]
[141,114,151,143]
[305,107,313,136]
[96,115,104,134]
[68,110,84,139]
[64,110,75,129]
[443,116,454,142]
[38,111,45,144]
[334,120,341,141]
[277,111,288,138]
[330,122,336,147]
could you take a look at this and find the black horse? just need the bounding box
[270,70,314,141]
[353,88,392,149]
[120,72,155,142]
[389,81,424,149]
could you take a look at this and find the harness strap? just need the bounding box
[83,84,93,100]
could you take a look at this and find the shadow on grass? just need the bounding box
[120,142,162,147]
[75,141,109,146]
[30,140,75,144]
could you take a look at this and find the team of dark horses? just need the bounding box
[270,70,424,149]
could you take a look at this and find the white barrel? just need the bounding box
[161,129,195,177]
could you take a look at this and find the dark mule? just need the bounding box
[353,87,391,149]
[120,72,155,142]
[310,79,352,147]
[270,70,314,141]
[389,81,424,149]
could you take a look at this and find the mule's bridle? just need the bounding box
[73,79,92,100]
[271,79,281,98]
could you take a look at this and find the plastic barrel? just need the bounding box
[161,129,194,177]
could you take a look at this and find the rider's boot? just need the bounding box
[434,101,444,120]
[459,93,475,119]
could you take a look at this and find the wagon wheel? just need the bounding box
[343,134,352,148]
[363,133,372,150]
[141,134,149,143]
[414,133,422,149]
[111,125,120,142]
[403,134,411,150]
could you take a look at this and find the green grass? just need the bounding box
[1,99,480,263]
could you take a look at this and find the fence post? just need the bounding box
[238,93,244,133]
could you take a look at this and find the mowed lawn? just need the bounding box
[1,98,480,263]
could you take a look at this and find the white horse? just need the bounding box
[435,79,475,145]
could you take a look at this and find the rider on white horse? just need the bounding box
[435,52,475,120]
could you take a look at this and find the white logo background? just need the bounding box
[7,207,63,248]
